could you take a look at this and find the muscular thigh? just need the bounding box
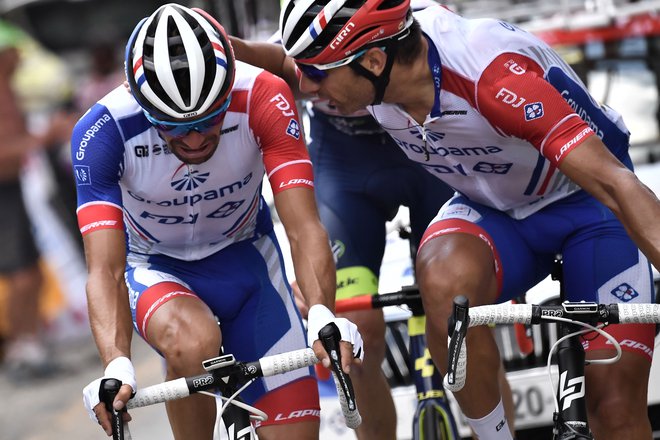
[423,195,555,302]
[126,231,313,405]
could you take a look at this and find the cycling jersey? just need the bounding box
[71,61,321,419]
[72,61,313,261]
[309,111,454,297]
[384,6,654,360]
[370,5,631,219]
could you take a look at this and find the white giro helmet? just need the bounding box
[125,3,235,121]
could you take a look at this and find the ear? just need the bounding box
[359,47,388,76]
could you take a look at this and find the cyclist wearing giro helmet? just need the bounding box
[239,0,660,438]
[75,4,363,440]
[233,3,456,439]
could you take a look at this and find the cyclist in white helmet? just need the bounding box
[225,0,660,439]
[76,4,363,439]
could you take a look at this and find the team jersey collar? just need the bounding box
[424,32,442,119]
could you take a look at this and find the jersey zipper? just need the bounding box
[421,126,430,161]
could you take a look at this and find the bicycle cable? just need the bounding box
[198,378,269,437]
[542,316,622,415]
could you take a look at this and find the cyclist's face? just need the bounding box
[158,122,223,165]
[299,65,374,115]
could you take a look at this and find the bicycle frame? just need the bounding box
[336,286,460,440]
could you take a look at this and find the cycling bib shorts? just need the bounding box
[421,190,656,360]
[126,229,319,424]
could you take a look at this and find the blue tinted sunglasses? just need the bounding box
[296,63,328,82]
[145,95,232,139]
[296,48,369,83]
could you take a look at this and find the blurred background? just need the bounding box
[0,0,659,439]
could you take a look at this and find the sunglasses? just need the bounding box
[145,95,232,139]
[296,48,369,83]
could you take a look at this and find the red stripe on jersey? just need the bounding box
[476,52,594,164]
[249,70,313,193]
[537,162,557,195]
[269,160,314,195]
[135,281,198,341]
[419,218,503,293]
[442,67,477,109]
[226,193,260,237]
[253,377,320,428]
[77,203,124,236]
[228,89,249,114]
[123,214,153,242]
[542,119,594,166]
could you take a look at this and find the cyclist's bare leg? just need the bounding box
[145,295,221,440]
[340,308,396,440]
[469,365,515,439]
[416,233,504,419]
[585,349,652,439]
[498,359,516,435]
[256,420,319,439]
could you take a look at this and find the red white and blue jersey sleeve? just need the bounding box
[71,102,128,236]
[370,6,632,217]
[247,71,314,195]
[475,53,594,166]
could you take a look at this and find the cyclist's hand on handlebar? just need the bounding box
[307,304,364,373]
[82,356,136,435]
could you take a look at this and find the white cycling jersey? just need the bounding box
[369,5,631,219]
[72,61,313,261]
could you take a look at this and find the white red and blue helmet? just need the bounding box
[279,0,413,65]
[125,3,234,121]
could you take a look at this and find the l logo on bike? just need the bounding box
[227,423,253,439]
[559,371,585,412]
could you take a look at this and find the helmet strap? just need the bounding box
[348,40,398,105]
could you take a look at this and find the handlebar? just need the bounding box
[319,322,361,429]
[100,378,132,440]
[127,347,318,409]
[335,286,422,314]
[444,296,660,392]
[101,323,361,439]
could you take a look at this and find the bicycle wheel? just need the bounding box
[413,397,459,440]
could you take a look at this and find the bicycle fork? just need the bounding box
[409,314,460,440]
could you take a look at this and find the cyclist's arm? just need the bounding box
[83,227,133,367]
[475,52,660,269]
[275,187,336,312]
[274,187,362,370]
[229,36,304,98]
[250,71,360,368]
[558,136,660,271]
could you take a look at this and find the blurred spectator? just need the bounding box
[74,42,125,112]
[0,19,78,380]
